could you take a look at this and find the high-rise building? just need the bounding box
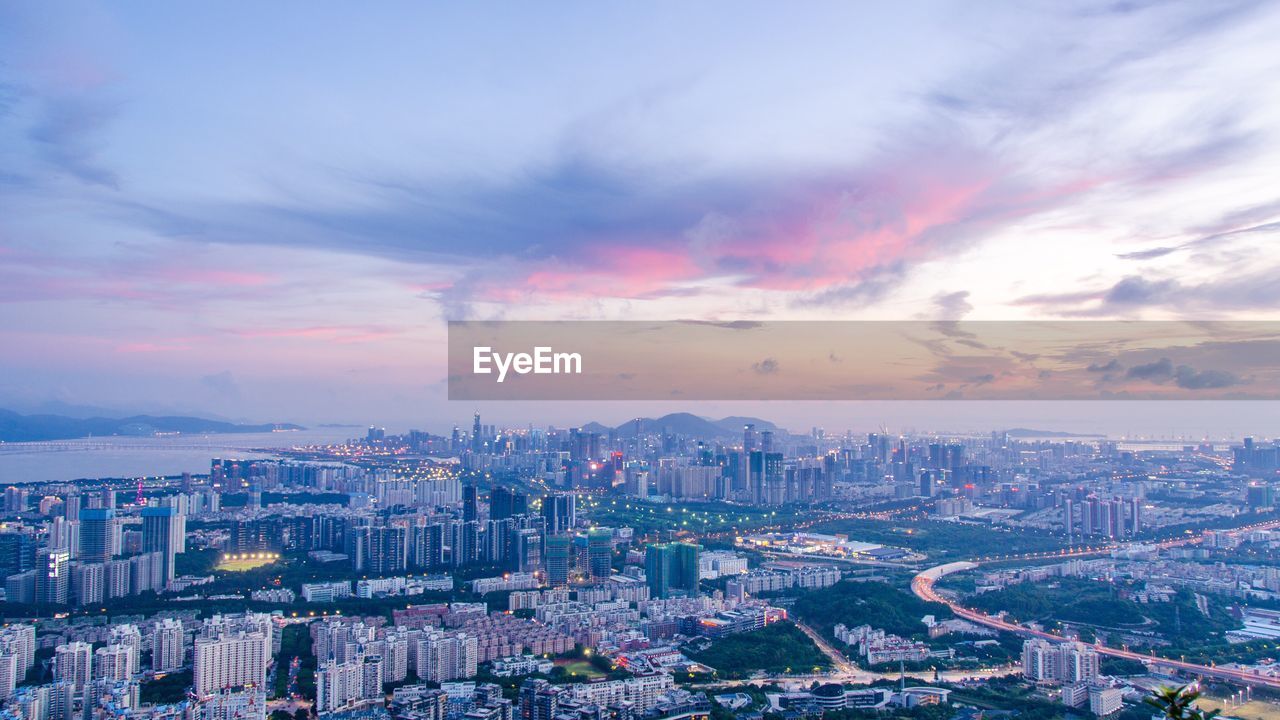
[645,543,700,599]
[1021,640,1098,684]
[415,632,478,683]
[141,506,184,586]
[463,485,479,523]
[0,531,36,578]
[77,504,114,561]
[35,548,70,605]
[541,494,575,535]
[71,562,105,606]
[153,619,186,672]
[490,487,527,521]
[93,645,136,682]
[586,529,612,581]
[544,535,573,587]
[511,529,542,573]
[193,614,273,697]
[519,679,559,720]
[54,642,93,691]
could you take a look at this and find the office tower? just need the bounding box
[759,452,783,505]
[78,508,115,564]
[54,642,93,691]
[141,506,184,586]
[463,485,479,523]
[472,413,483,453]
[489,487,527,521]
[645,543,700,599]
[586,528,612,580]
[47,518,78,558]
[544,535,573,587]
[541,493,575,535]
[418,523,447,569]
[624,469,649,499]
[0,531,36,578]
[153,619,185,672]
[511,529,542,573]
[35,548,70,605]
[447,521,480,568]
[1063,498,1075,541]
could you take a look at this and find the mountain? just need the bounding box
[0,409,305,442]
[581,413,788,440]
[711,416,782,435]
[1003,427,1105,438]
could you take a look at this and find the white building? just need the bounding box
[93,645,136,682]
[415,632,478,683]
[1089,687,1124,716]
[153,618,186,672]
[193,614,274,697]
[196,689,267,720]
[54,642,93,692]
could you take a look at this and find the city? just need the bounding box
[3,415,1280,720]
[5,4,1280,720]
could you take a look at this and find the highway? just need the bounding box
[910,519,1280,690]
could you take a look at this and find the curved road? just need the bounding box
[911,519,1280,689]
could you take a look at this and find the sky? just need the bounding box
[2,2,1280,436]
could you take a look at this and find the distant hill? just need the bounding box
[0,409,304,442]
[1003,427,1105,438]
[585,413,786,439]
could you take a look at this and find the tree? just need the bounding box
[1145,685,1219,720]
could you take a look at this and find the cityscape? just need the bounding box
[2,415,1280,720]
[5,4,1280,720]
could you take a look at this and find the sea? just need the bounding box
[0,427,361,484]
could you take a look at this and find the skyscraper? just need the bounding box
[78,508,115,564]
[541,494,575,535]
[35,548,70,605]
[586,528,612,581]
[463,485,479,523]
[489,487,527,521]
[544,535,573,587]
[645,543,700,598]
[141,506,183,586]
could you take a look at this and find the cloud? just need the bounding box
[1016,269,1280,316]
[200,371,239,396]
[1123,357,1244,390]
[930,291,973,321]
[1126,357,1174,380]
[1087,359,1123,373]
[27,95,121,189]
[1173,365,1241,389]
[751,358,779,375]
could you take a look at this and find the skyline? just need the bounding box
[3,3,1280,428]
